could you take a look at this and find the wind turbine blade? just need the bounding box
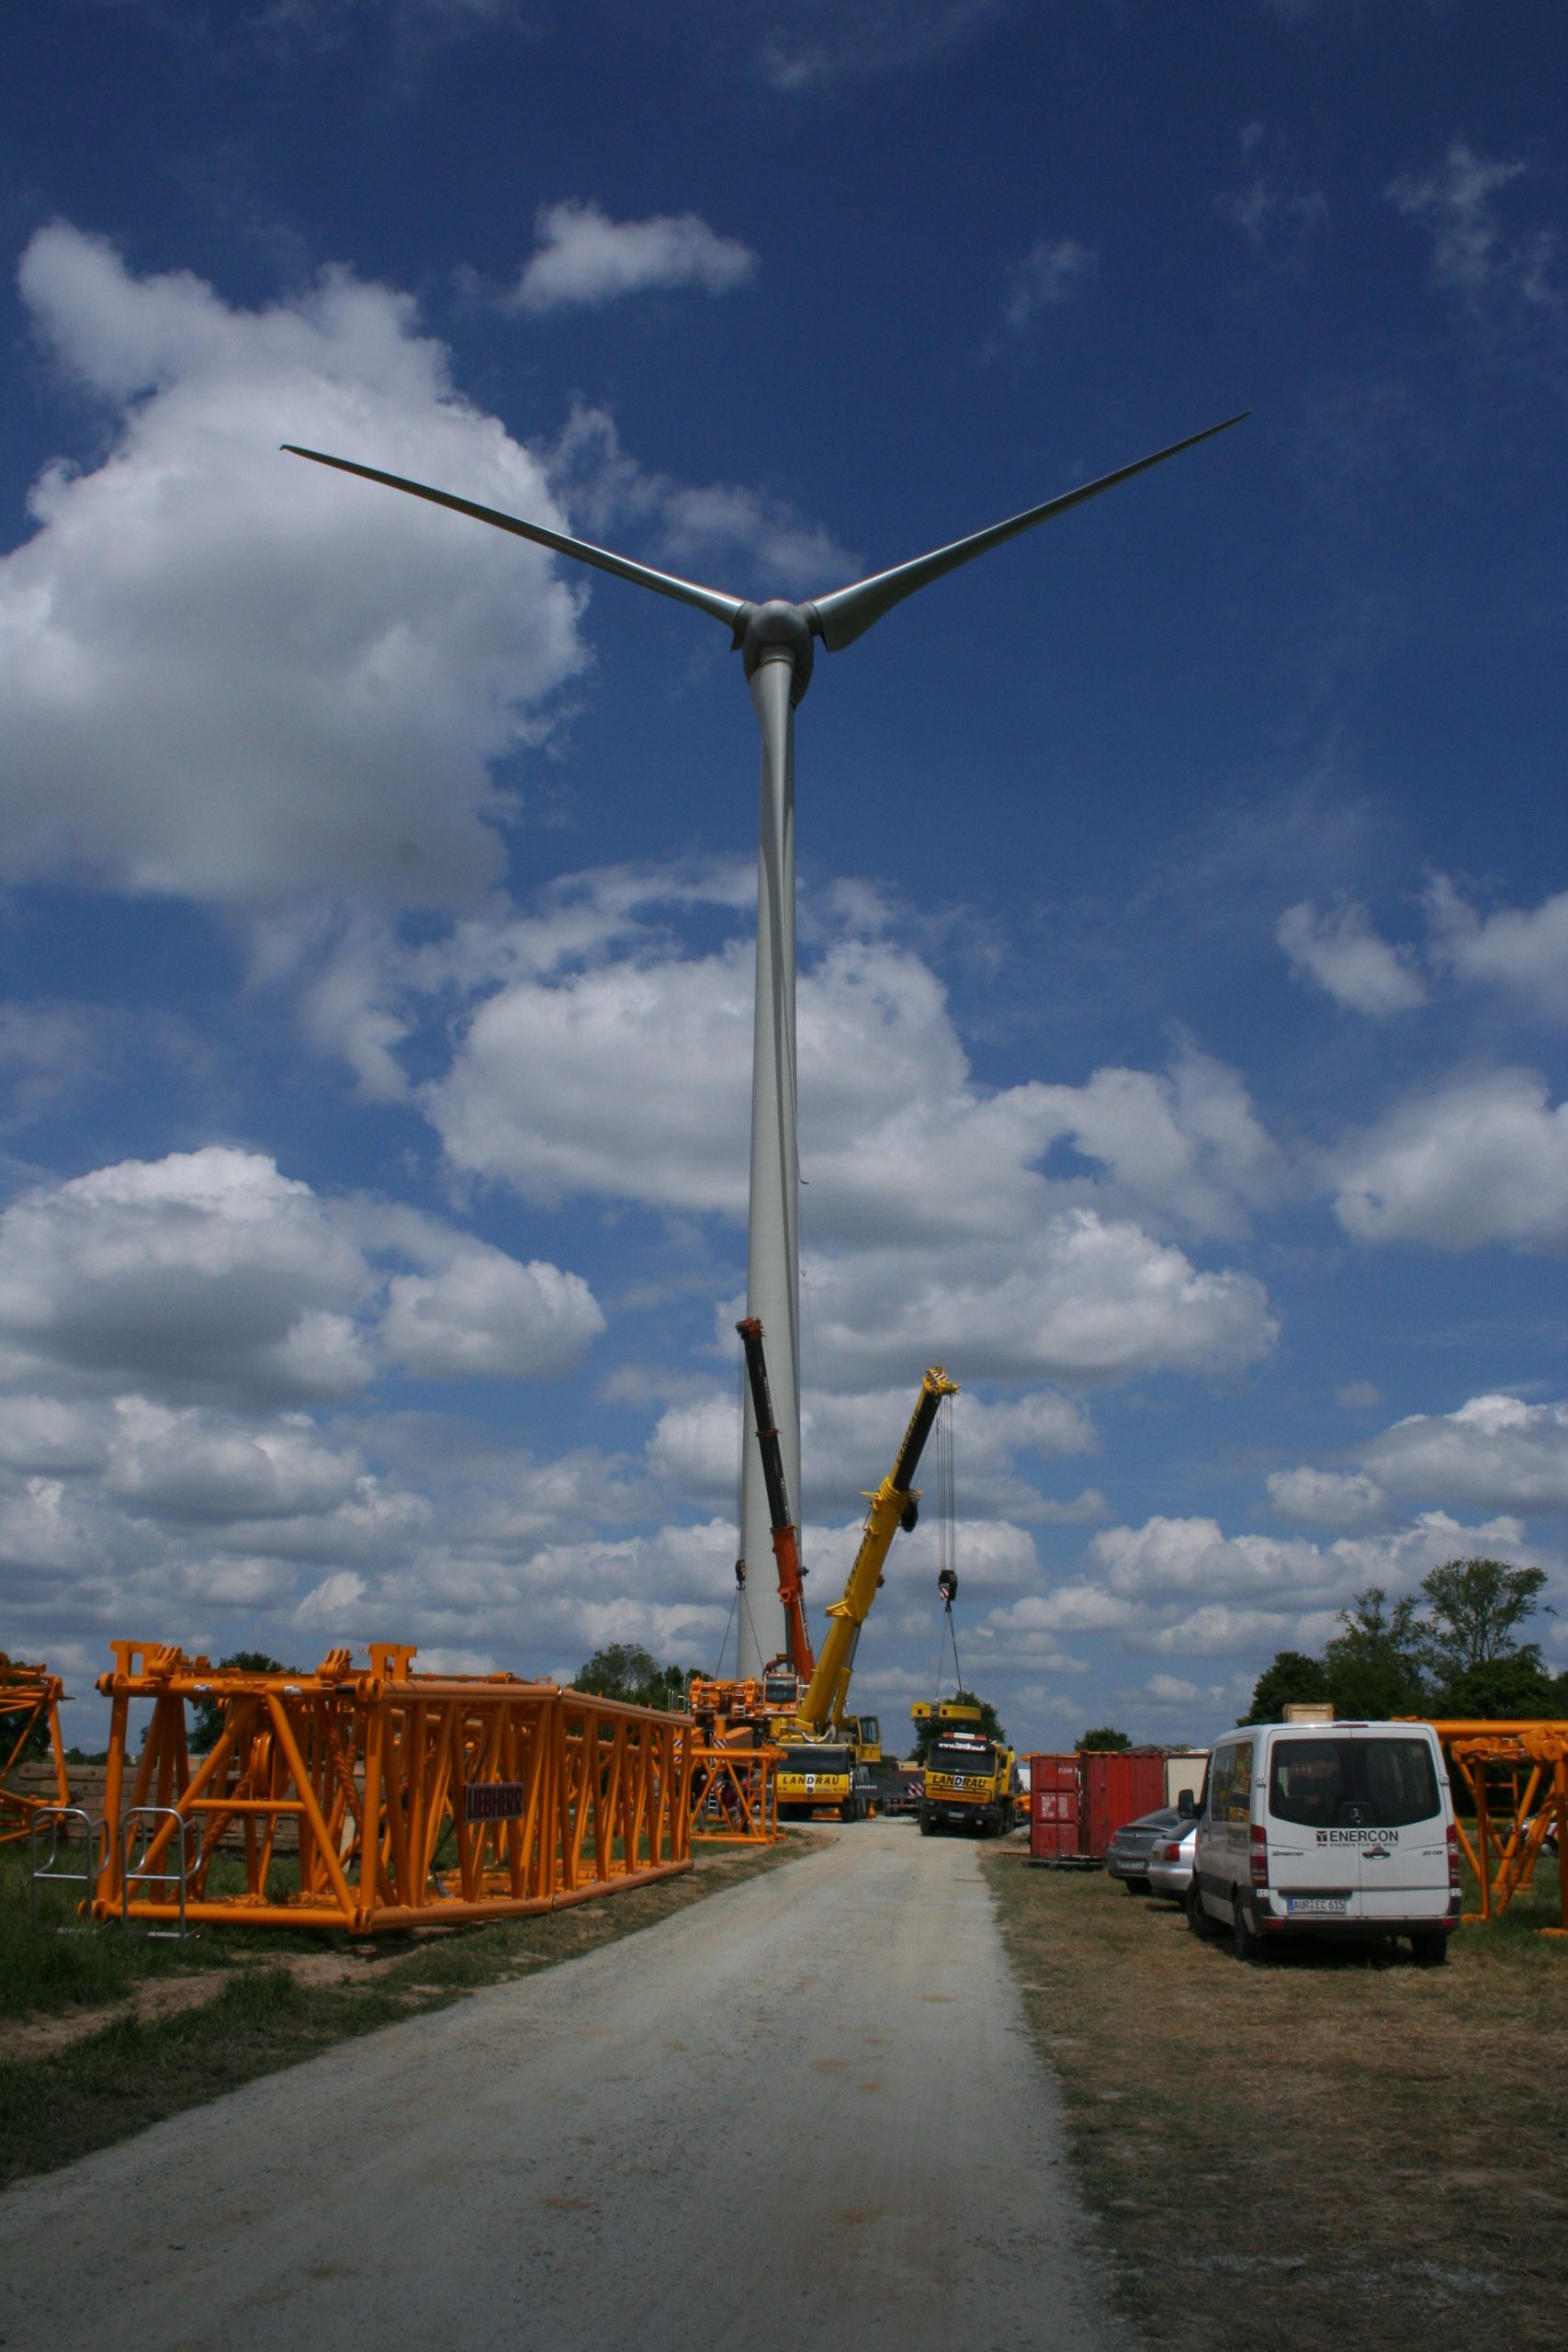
[807,411,1249,653]
[281,446,750,632]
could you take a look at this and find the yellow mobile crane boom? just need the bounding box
[773,1363,959,1821]
[692,1351,959,1822]
[795,1364,960,1747]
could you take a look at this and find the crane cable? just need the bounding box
[930,1394,964,1697]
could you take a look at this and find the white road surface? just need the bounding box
[0,1821,1129,2350]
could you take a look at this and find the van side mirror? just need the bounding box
[1177,1789,1196,1819]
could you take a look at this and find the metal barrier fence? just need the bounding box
[687,1742,780,1844]
[90,1643,693,1932]
[28,1807,101,1929]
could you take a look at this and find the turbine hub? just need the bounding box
[736,599,817,705]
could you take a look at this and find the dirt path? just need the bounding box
[0,1820,1126,2351]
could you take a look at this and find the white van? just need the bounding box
[1185,1721,1461,1964]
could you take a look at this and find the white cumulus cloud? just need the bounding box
[0,1148,373,1406]
[1426,876,1568,1014]
[0,1146,604,1407]
[5,222,589,906]
[508,200,757,313]
[1265,1467,1390,1532]
[418,873,1279,1393]
[1278,899,1427,1014]
[1363,1393,1568,1515]
[1266,1391,1568,1544]
[808,1213,1275,1389]
[382,1250,604,1380]
[1332,1068,1568,1250]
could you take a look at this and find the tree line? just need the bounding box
[1243,1556,1565,1725]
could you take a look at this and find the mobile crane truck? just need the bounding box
[913,1699,1018,1837]
[691,1326,959,1822]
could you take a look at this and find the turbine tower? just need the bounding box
[285,412,1246,1677]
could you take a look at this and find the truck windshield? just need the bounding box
[781,1752,850,1778]
[1269,1737,1439,1829]
[930,1745,993,1775]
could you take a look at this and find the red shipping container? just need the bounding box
[1029,1753,1083,1862]
[1081,1749,1166,1858]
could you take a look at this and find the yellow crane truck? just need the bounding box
[777,1361,959,1818]
[913,1699,1018,1838]
[693,1340,959,1821]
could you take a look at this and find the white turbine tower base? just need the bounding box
[284,413,1247,1677]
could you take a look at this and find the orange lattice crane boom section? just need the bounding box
[0,1653,69,1845]
[90,1642,693,1932]
[1410,1718,1568,1936]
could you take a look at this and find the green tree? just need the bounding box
[1324,1589,1427,1719]
[912,1691,1007,1761]
[574,1644,694,1712]
[1077,1725,1132,1752]
[1416,1557,1549,1692]
[190,1654,288,1753]
[1240,1650,1331,1725]
[1436,1655,1560,1720]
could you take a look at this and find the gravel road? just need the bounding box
[0,1820,1127,2350]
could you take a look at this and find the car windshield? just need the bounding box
[1268,1736,1440,1829]
[930,1745,992,1774]
[1118,1810,1179,1838]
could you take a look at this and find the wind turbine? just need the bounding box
[285,411,1246,1677]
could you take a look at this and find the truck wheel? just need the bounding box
[840,1798,858,1824]
[1410,1931,1450,1967]
[919,1810,934,1838]
[1231,1892,1260,1963]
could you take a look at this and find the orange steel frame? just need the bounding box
[93,1643,693,1931]
[1423,1719,1568,1936]
[0,1654,70,1846]
[687,1741,781,1844]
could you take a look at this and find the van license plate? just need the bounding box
[1287,1897,1348,1914]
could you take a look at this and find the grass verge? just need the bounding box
[984,1846,1568,2352]
[0,1836,812,2191]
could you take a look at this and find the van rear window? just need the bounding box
[1269,1737,1439,1829]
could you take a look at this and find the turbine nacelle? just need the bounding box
[732,598,818,704]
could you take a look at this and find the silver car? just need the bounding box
[1146,1819,1197,1900]
[1105,1806,1186,1893]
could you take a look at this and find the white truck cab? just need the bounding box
[1186,1721,1461,1964]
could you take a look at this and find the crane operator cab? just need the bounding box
[761,1661,802,1711]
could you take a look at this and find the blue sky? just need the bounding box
[2,0,1566,1753]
